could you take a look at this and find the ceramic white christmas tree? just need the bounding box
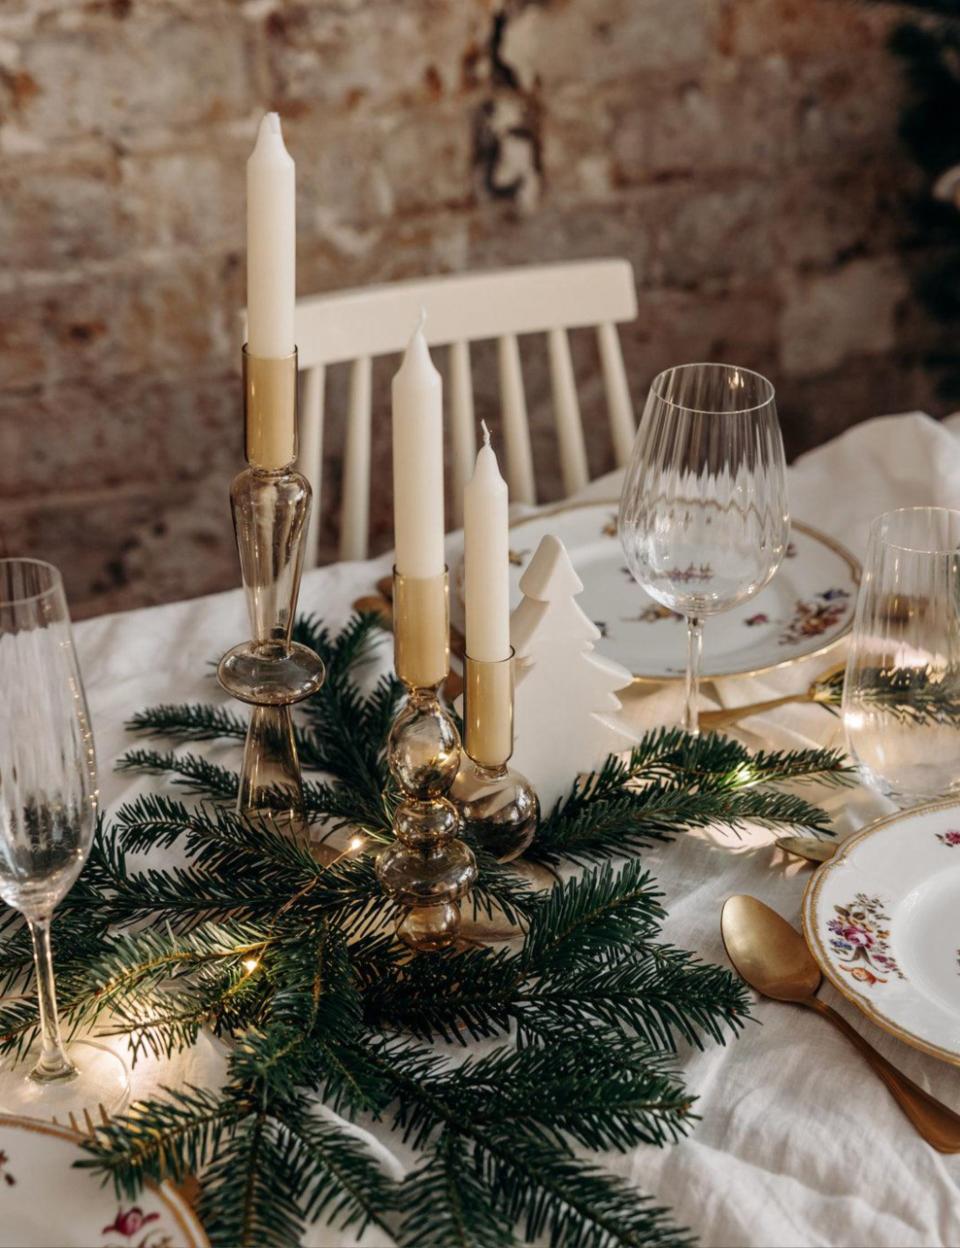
[510,534,638,811]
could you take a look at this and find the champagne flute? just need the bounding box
[0,559,128,1116]
[843,507,960,807]
[618,363,789,735]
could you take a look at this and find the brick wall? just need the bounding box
[0,0,946,617]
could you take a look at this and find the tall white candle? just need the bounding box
[393,311,446,579]
[246,112,295,360]
[464,422,511,662]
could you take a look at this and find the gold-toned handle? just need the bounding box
[699,692,806,731]
[805,998,960,1152]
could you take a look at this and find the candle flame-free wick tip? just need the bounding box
[416,305,427,334]
[264,111,281,133]
[481,419,491,448]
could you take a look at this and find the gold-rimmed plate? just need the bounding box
[454,500,860,683]
[0,1114,207,1247]
[803,799,960,1068]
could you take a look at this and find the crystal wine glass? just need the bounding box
[619,363,789,735]
[0,559,128,1116]
[843,507,960,808]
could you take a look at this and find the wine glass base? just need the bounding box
[0,1040,129,1122]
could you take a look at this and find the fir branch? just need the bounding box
[76,1084,245,1197]
[824,664,960,725]
[399,1133,517,1248]
[126,702,248,743]
[116,748,239,799]
[521,860,663,975]
[68,613,842,1248]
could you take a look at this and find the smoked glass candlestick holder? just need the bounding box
[451,649,538,863]
[217,346,325,841]
[375,569,477,951]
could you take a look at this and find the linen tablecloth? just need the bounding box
[71,411,960,1248]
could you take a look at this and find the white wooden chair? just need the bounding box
[281,259,637,566]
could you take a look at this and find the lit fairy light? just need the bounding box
[242,957,260,973]
[348,835,366,854]
[731,762,756,786]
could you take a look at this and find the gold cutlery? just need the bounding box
[700,662,845,731]
[721,894,960,1153]
[774,835,838,864]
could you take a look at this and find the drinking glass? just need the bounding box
[619,363,789,735]
[0,559,128,1116]
[843,507,960,808]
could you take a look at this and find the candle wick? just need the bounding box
[415,305,427,337]
[481,419,491,449]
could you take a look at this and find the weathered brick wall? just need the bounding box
[0,0,944,617]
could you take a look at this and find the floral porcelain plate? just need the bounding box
[0,1115,207,1248]
[498,501,860,681]
[802,800,960,1067]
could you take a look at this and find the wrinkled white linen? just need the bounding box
[70,412,960,1247]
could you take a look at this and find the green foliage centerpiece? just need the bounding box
[0,614,849,1248]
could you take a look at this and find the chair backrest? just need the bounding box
[261,259,637,566]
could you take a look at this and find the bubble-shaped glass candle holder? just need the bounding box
[451,650,538,863]
[375,570,477,951]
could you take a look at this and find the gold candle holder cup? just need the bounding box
[451,649,538,863]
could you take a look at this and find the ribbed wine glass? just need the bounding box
[618,363,789,735]
[0,559,128,1116]
[843,507,960,807]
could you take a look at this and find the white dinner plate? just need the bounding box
[0,1115,207,1248]
[803,800,960,1067]
[470,501,859,681]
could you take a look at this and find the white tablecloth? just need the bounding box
[72,412,960,1248]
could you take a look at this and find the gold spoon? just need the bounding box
[700,662,845,731]
[774,835,838,865]
[721,895,960,1152]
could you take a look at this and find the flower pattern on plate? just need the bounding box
[936,829,960,847]
[664,563,713,584]
[102,1206,172,1247]
[0,1150,15,1187]
[827,893,904,985]
[626,604,685,625]
[779,587,851,646]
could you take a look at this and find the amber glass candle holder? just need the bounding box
[217,347,325,842]
[451,649,538,863]
[375,569,477,951]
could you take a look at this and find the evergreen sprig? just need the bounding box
[0,613,850,1247]
[817,662,960,726]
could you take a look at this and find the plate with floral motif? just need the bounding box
[803,800,960,1066]
[497,501,859,682]
[0,1115,207,1248]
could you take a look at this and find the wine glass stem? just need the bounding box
[684,615,704,737]
[26,915,75,1082]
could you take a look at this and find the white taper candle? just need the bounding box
[464,421,511,662]
[392,310,446,579]
[246,112,295,360]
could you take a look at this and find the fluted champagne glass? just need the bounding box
[0,559,128,1116]
[843,507,960,807]
[619,364,789,735]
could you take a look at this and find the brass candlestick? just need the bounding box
[217,346,325,842]
[375,569,477,951]
[451,649,538,862]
